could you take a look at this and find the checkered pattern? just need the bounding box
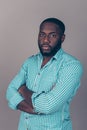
[6,49,83,130]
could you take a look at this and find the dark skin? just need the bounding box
[17,85,35,114]
[17,22,65,114]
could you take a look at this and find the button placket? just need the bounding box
[25,116,29,130]
[33,71,41,92]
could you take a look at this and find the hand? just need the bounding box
[18,85,27,95]
[17,100,35,114]
[18,84,33,109]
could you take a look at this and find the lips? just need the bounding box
[41,44,51,50]
[42,45,49,49]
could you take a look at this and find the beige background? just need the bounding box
[0,0,87,130]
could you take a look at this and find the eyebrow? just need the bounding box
[39,31,57,34]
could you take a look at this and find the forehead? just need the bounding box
[40,22,59,32]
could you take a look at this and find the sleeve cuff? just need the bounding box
[31,93,38,113]
[31,92,45,114]
[8,92,24,110]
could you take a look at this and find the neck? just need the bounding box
[41,56,52,68]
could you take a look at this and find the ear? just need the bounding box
[61,34,65,43]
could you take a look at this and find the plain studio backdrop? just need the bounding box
[0,0,87,130]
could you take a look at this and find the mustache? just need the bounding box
[40,43,51,47]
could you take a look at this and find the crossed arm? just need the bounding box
[6,60,83,115]
[17,85,37,114]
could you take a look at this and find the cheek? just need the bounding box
[38,38,41,44]
[38,37,43,43]
[50,40,58,46]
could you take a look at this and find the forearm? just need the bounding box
[18,85,38,114]
[32,62,83,114]
[17,100,36,114]
[18,85,33,102]
[6,66,27,109]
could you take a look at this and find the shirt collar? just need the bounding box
[38,48,63,61]
[53,48,63,60]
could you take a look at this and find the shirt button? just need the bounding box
[38,72,40,75]
[25,117,28,119]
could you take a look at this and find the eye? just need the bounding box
[39,33,45,38]
[49,33,57,38]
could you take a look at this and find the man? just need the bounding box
[6,18,83,130]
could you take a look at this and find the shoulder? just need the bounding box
[61,50,83,74]
[23,53,39,64]
[21,53,39,70]
[62,50,82,64]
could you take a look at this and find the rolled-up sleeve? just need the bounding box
[6,63,27,110]
[32,61,83,114]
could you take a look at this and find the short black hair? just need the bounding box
[40,17,65,34]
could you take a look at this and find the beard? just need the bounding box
[38,39,62,57]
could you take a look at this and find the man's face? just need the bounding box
[38,22,65,57]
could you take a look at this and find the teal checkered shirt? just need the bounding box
[6,49,83,130]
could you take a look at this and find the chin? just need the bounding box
[40,49,51,55]
[42,52,54,57]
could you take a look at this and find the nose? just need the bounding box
[44,35,50,43]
